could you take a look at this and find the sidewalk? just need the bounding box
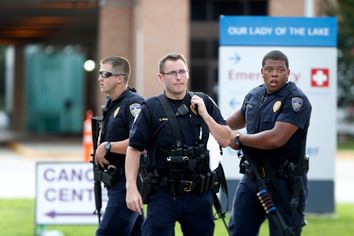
[335,150,354,203]
[0,137,83,198]
[0,138,354,203]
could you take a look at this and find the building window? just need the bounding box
[191,1,207,20]
[191,40,207,59]
[191,0,268,22]
[190,0,268,100]
[190,65,207,91]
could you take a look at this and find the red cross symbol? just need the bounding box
[311,68,329,87]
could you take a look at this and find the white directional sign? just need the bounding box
[219,16,337,181]
[218,16,337,212]
[35,162,107,225]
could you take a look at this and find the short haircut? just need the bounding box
[100,56,131,82]
[262,50,289,68]
[159,53,188,73]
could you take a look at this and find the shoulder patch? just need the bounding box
[129,103,142,118]
[291,97,303,112]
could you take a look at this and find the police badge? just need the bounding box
[291,97,303,112]
[129,103,142,117]
[273,101,282,112]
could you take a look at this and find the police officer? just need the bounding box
[95,56,144,236]
[125,53,231,236]
[227,50,312,236]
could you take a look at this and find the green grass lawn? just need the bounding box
[1,199,354,236]
[338,136,354,150]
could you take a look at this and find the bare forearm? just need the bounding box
[125,146,144,214]
[125,146,141,189]
[202,114,231,147]
[226,110,245,130]
[239,122,298,149]
[111,139,129,154]
[239,131,280,149]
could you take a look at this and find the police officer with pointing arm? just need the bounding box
[125,53,231,236]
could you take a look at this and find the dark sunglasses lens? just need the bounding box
[99,71,112,78]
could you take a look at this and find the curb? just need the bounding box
[8,142,83,160]
[336,150,354,160]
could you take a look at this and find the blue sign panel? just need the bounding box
[220,16,337,47]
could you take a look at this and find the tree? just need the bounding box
[320,0,354,111]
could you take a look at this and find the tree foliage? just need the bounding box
[320,0,354,107]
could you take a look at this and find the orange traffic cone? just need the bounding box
[83,110,93,162]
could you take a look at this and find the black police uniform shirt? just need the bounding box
[129,92,226,172]
[101,88,144,168]
[240,81,312,166]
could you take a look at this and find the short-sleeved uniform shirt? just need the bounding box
[240,82,312,166]
[101,88,144,168]
[129,92,226,172]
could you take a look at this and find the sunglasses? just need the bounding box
[98,71,127,79]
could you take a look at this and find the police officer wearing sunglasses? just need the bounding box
[125,53,231,236]
[96,56,144,236]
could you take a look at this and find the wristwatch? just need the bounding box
[104,141,111,152]
[235,134,241,146]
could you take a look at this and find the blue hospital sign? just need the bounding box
[219,16,337,213]
[220,16,337,46]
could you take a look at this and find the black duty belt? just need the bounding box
[158,170,220,195]
[94,164,124,187]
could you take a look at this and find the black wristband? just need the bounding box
[235,134,241,146]
[104,141,111,152]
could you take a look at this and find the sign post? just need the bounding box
[219,16,337,213]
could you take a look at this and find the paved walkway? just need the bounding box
[335,150,354,203]
[0,138,83,198]
[0,139,353,203]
